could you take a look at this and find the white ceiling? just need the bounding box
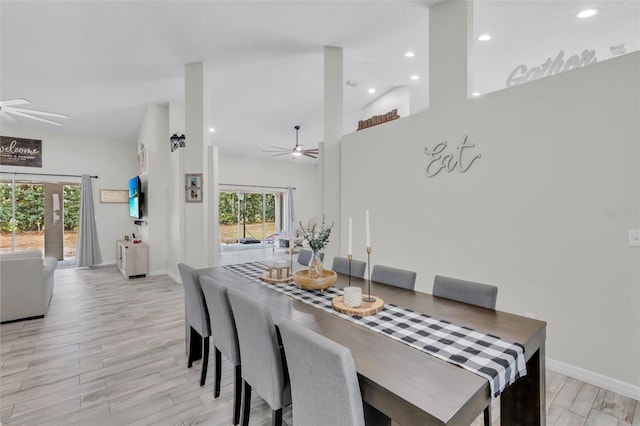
[1,0,638,161]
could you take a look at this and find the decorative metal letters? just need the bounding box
[424,135,481,178]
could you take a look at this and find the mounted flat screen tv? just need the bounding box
[128,176,144,219]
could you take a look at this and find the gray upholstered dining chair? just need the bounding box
[331,256,367,278]
[278,319,390,426]
[432,275,498,309]
[199,276,242,425]
[178,263,211,387]
[371,264,417,290]
[227,289,290,426]
[432,274,498,426]
[297,248,324,266]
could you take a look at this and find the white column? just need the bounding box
[429,0,471,110]
[323,46,343,260]
[184,62,210,268]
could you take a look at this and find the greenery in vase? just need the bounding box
[299,216,334,252]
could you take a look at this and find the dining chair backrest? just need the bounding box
[297,248,324,266]
[178,263,210,337]
[227,289,287,411]
[432,275,498,309]
[371,264,417,290]
[331,256,367,279]
[199,276,240,366]
[278,319,365,426]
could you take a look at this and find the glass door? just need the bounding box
[0,179,80,261]
[218,189,278,251]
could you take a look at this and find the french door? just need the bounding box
[0,179,80,260]
[218,189,278,250]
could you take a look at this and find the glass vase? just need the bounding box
[308,250,324,278]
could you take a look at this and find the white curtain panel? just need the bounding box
[285,187,295,237]
[76,175,102,267]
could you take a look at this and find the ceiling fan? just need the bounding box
[0,99,68,126]
[264,125,319,159]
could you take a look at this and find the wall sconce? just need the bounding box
[170,133,186,152]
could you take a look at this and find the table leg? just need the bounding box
[500,343,546,425]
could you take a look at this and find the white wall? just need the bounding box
[0,126,138,264]
[136,104,170,275]
[363,86,410,120]
[342,52,640,392]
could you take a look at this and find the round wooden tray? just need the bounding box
[260,271,293,284]
[331,295,385,316]
[293,269,337,292]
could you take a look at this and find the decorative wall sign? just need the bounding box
[0,136,42,167]
[137,147,147,174]
[185,173,203,203]
[100,189,129,204]
[424,135,481,178]
[506,49,597,87]
[357,108,399,131]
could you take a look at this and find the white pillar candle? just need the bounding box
[348,217,352,255]
[365,209,371,248]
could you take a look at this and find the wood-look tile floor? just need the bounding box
[1,259,638,425]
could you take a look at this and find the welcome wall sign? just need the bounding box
[0,136,42,167]
[424,135,481,177]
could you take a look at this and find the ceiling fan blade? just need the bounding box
[7,107,68,119]
[9,110,63,126]
[0,110,21,123]
[303,152,318,159]
[270,152,292,157]
[0,98,30,107]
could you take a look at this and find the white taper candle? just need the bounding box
[348,217,353,255]
[365,209,371,248]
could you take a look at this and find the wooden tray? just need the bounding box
[293,269,337,292]
[332,295,385,316]
[260,271,293,284]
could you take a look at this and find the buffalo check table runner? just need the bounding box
[223,262,527,398]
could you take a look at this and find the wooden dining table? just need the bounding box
[197,265,547,426]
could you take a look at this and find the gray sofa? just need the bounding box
[1,250,57,323]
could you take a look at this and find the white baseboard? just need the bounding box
[166,271,180,284]
[547,357,640,400]
[149,269,168,277]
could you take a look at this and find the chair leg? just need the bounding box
[232,365,242,425]
[271,408,282,426]
[214,347,222,397]
[483,405,491,426]
[188,327,202,368]
[241,380,252,426]
[200,336,209,386]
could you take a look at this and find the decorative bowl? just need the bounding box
[293,269,337,292]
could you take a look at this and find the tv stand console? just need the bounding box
[116,240,149,280]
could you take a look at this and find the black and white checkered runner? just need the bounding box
[224,262,526,398]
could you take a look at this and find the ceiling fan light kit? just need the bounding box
[263,125,319,159]
[0,99,68,126]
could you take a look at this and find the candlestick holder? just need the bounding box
[348,254,352,287]
[363,247,375,302]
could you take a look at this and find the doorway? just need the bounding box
[0,180,80,261]
[218,189,278,251]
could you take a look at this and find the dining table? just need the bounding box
[196,263,547,426]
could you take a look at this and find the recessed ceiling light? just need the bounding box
[478,34,491,41]
[368,88,376,94]
[209,127,215,133]
[472,92,481,97]
[578,9,598,18]
[405,52,415,58]
[411,75,419,81]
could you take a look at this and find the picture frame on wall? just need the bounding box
[185,173,203,203]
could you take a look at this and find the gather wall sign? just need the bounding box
[424,135,481,177]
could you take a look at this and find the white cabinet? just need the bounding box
[116,240,149,280]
